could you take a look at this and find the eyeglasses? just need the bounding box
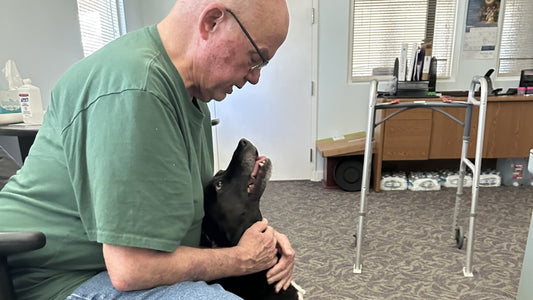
[225,8,269,71]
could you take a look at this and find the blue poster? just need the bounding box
[466,0,501,32]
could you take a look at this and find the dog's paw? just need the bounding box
[291,281,306,300]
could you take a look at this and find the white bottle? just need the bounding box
[529,149,533,174]
[18,79,44,124]
[526,149,533,186]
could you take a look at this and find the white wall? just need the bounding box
[0,0,84,163]
[123,0,175,31]
[0,1,83,100]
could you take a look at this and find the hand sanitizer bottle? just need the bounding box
[18,79,44,124]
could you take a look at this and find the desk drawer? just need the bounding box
[383,119,432,160]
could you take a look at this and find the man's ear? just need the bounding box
[198,4,226,40]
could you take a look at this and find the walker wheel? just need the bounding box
[455,226,465,249]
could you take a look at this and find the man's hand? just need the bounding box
[266,230,295,293]
[236,218,279,274]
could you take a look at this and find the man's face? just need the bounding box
[196,36,264,102]
[192,9,284,102]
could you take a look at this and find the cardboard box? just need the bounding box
[316,132,369,157]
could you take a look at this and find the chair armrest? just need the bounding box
[0,232,46,256]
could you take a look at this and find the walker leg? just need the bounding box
[461,75,489,277]
[453,104,471,245]
[353,80,378,274]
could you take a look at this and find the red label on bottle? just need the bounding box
[19,93,29,97]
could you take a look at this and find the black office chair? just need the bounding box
[1,147,47,299]
[0,231,46,300]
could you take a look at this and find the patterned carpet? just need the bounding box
[259,181,533,300]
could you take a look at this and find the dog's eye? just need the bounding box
[215,181,223,191]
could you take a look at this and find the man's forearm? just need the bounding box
[103,243,246,291]
[102,219,279,291]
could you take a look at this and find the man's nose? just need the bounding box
[245,69,261,85]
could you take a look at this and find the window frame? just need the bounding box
[77,0,127,58]
[496,0,533,77]
[348,0,458,83]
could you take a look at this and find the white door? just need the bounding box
[211,0,315,180]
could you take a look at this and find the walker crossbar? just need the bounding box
[375,104,469,128]
[353,76,488,277]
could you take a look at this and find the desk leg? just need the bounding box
[322,157,340,189]
[17,136,36,163]
[372,154,382,192]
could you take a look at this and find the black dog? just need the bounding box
[201,138,303,300]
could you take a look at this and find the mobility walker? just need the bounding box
[354,76,489,277]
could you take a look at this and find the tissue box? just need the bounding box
[0,90,23,125]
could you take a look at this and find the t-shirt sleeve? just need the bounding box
[61,90,197,252]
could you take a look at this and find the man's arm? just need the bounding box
[103,219,278,291]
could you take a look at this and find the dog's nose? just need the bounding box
[239,138,249,147]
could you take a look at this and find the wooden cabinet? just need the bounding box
[430,106,479,158]
[483,101,533,157]
[372,96,533,191]
[382,108,432,160]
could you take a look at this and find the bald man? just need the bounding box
[0,0,292,299]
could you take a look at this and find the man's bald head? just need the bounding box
[171,0,289,51]
[223,0,290,55]
[158,0,290,101]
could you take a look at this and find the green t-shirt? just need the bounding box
[0,25,214,300]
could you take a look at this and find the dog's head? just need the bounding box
[202,138,272,248]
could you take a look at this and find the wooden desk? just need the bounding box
[0,123,40,162]
[372,95,533,191]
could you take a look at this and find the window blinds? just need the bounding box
[77,0,126,57]
[350,0,457,81]
[498,0,533,76]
